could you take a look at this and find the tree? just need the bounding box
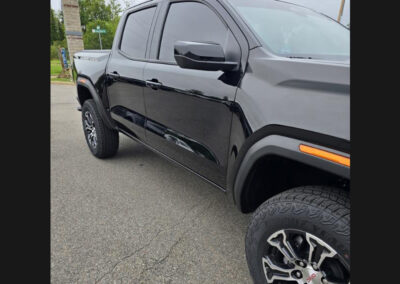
[50,9,58,45]
[122,0,132,9]
[83,20,118,49]
[109,0,123,20]
[57,22,65,41]
[51,9,66,44]
[57,10,64,24]
[50,9,68,59]
[79,0,113,28]
[55,11,65,41]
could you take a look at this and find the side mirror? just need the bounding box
[174,41,239,72]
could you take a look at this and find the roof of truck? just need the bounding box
[124,0,156,11]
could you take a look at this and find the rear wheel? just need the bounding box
[245,186,350,284]
[81,99,119,158]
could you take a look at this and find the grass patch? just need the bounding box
[51,59,62,76]
[51,59,71,76]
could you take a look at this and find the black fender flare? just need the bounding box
[231,134,350,212]
[76,77,117,130]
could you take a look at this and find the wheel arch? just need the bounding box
[231,134,350,213]
[76,77,117,130]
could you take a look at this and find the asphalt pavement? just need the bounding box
[51,83,252,283]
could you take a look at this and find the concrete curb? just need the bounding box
[51,81,74,86]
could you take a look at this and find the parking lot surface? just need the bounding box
[51,84,252,283]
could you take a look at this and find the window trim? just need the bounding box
[117,5,158,62]
[155,0,233,64]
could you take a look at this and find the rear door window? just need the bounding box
[120,7,157,59]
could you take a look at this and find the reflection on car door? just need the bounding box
[106,7,157,141]
[143,2,241,188]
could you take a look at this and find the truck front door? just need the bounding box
[143,1,242,188]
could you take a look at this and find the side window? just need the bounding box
[120,7,156,59]
[159,2,229,62]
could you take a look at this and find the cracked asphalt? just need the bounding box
[51,84,252,283]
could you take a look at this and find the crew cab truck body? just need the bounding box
[73,0,350,282]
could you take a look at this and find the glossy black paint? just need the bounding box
[143,64,239,187]
[73,0,350,209]
[174,41,239,71]
[106,53,148,139]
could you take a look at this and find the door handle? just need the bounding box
[110,71,120,78]
[145,79,162,90]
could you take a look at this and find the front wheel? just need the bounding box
[245,186,350,284]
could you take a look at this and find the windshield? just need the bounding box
[228,0,350,60]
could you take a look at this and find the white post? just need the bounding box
[98,32,103,50]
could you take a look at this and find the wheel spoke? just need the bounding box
[267,230,299,263]
[93,132,97,147]
[266,273,297,283]
[263,256,293,273]
[305,232,337,267]
[84,111,97,148]
[85,112,93,124]
[262,257,295,283]
[317,245,337,268]
[305,232,317,263]
[84,120,93,132]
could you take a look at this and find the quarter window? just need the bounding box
[159,2,229,62]
[120,7,156,59]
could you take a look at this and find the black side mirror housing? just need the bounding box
[174,41,239,72]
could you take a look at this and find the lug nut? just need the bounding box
[298,261,305,267]
[293,270,302,279]
[312,262,318,270]
[321,278,328,284]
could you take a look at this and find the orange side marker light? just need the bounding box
[299,144,350,167]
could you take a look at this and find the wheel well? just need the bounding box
[239,155,349,213]
[77,85,92,105]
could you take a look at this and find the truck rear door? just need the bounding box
[106,5,158,141]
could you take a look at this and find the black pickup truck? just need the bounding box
[73,0,350,282]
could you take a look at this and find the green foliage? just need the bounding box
[57,19,65,41]
[51,59,63,76]
[78,0,126,49]
[50,39,69,60]
[79,0,113,27]
[50,9,58,45]
[51,59,73,82]
[50,45,59,59]
[51,8,66,45]
[57,10,64,23]
[83,20,119,49]
[108,0,124,20]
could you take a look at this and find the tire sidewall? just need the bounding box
[246,198,350,284]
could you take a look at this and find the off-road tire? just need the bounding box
[245,186,350,283]
[81,99,119,158]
